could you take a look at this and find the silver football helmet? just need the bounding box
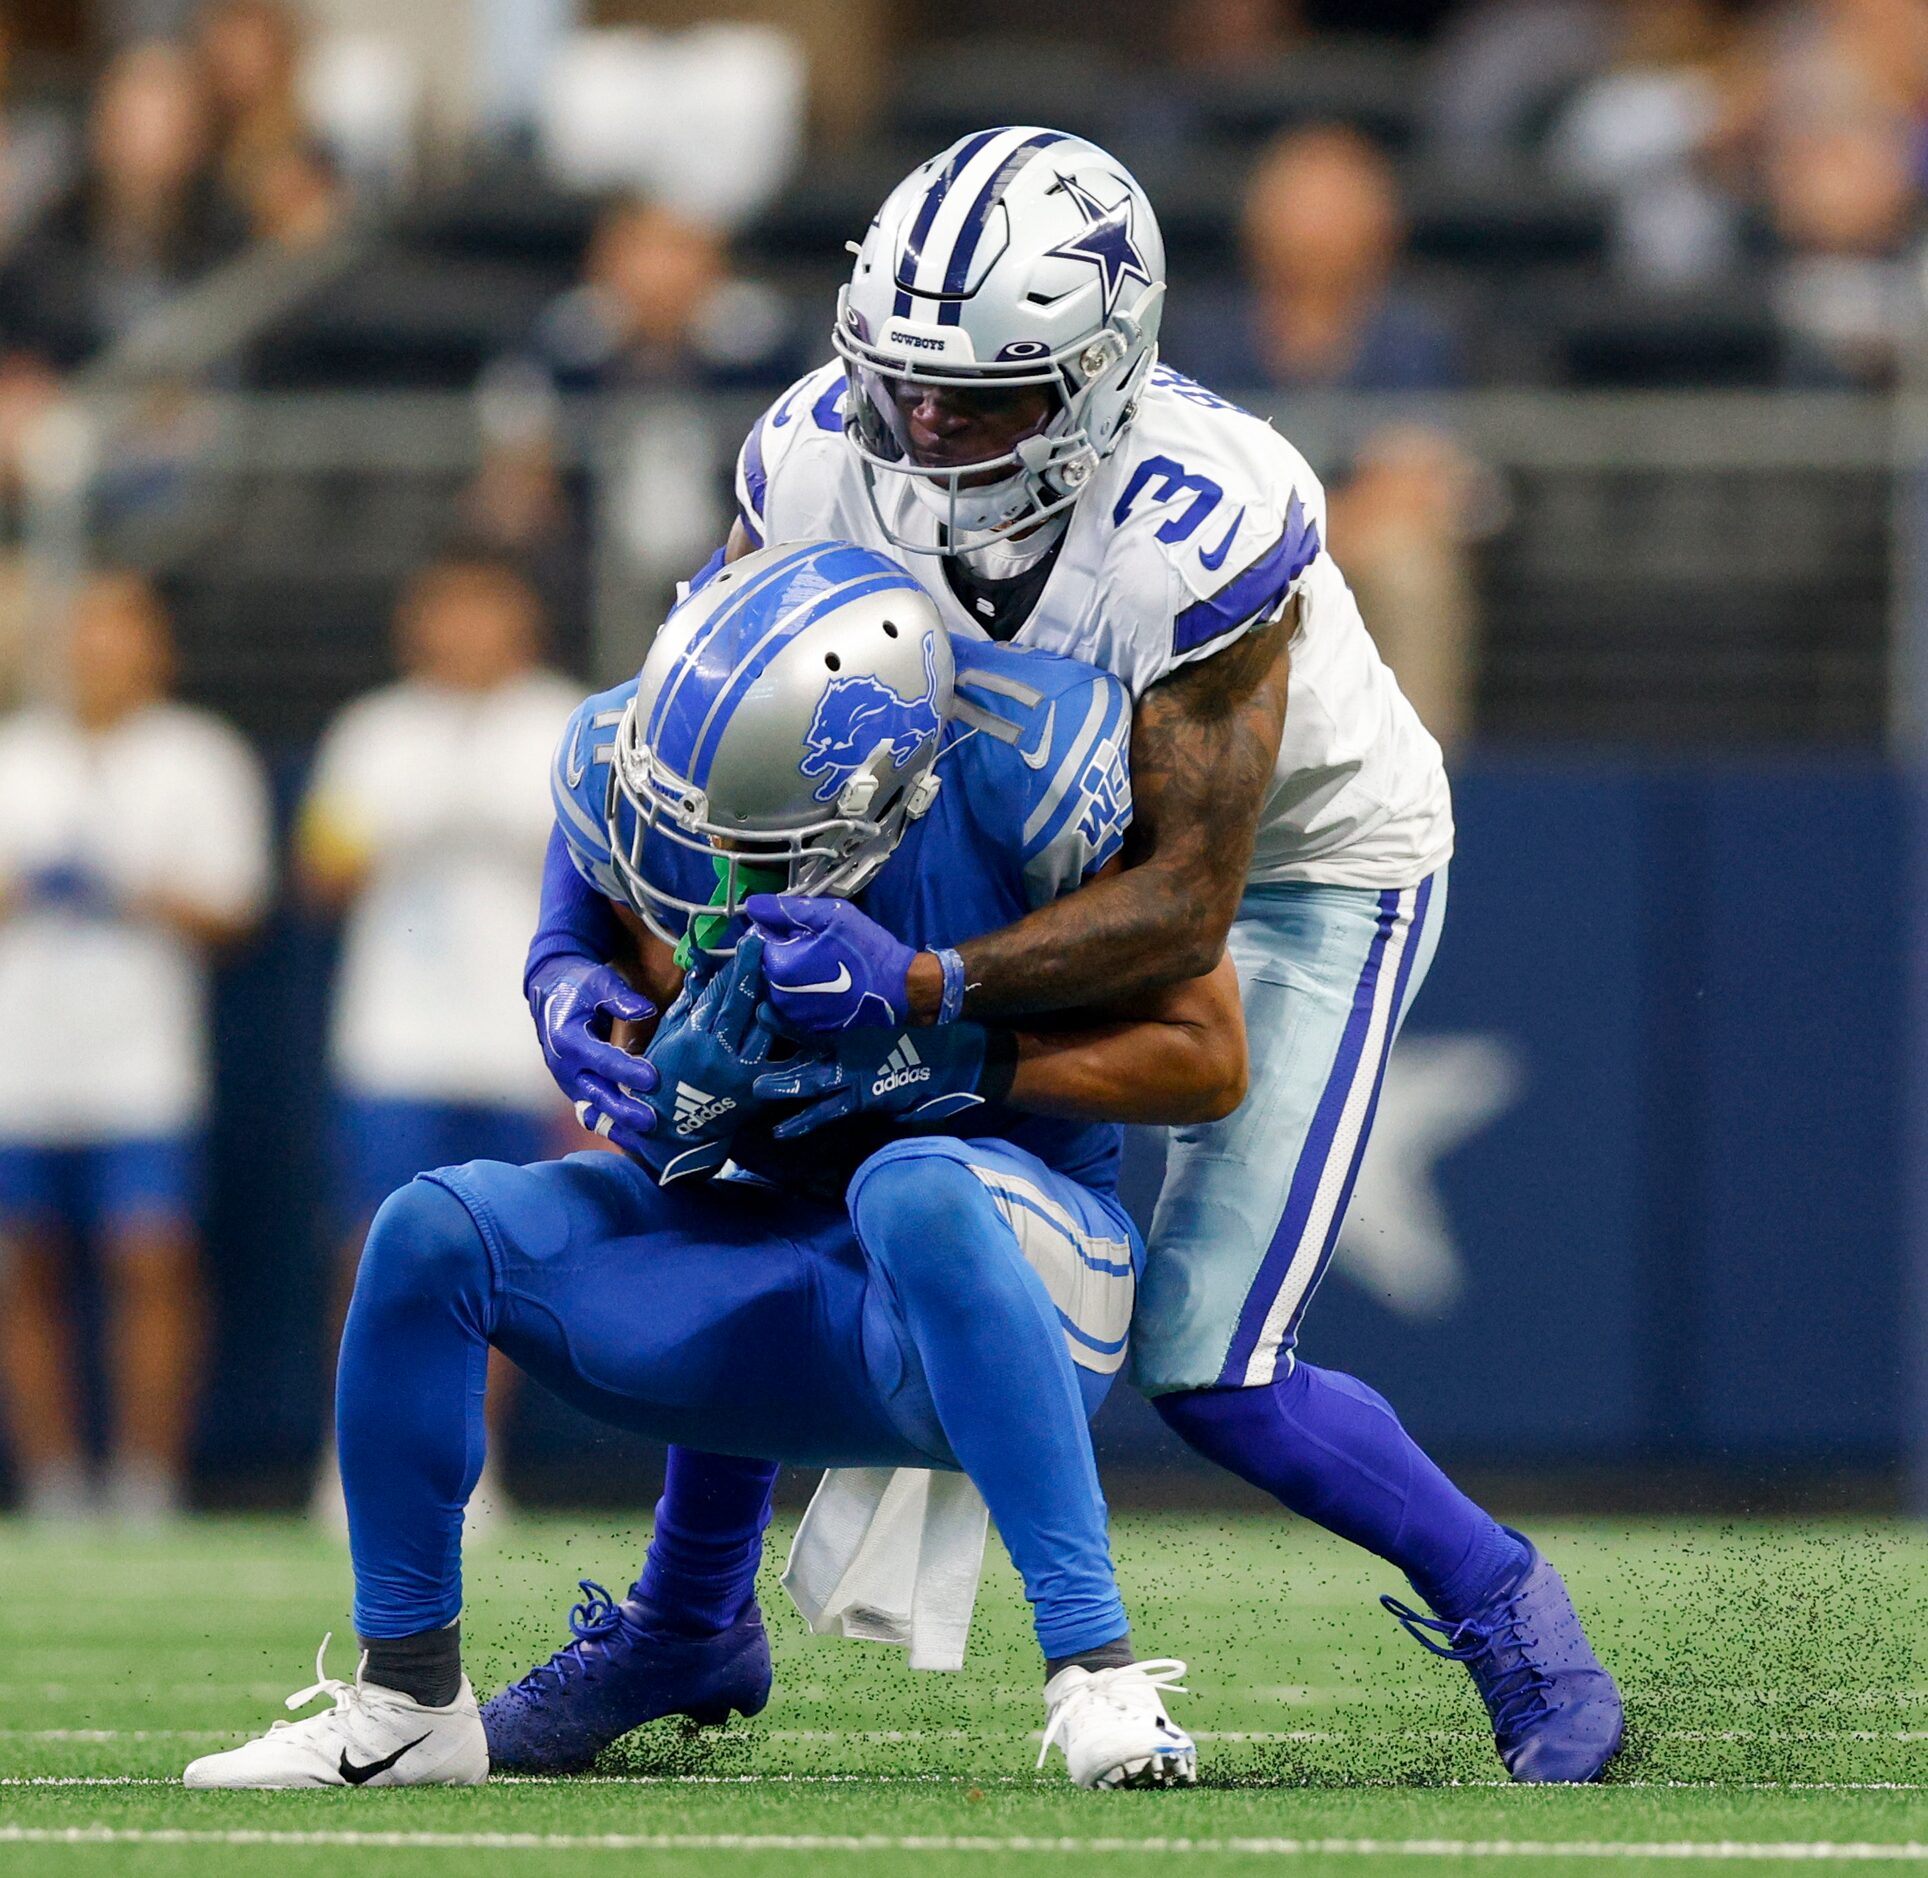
[607,539,955,947]
[835,125,1166,552]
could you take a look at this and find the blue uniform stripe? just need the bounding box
[980,1182,1136,1278]
[1171,493,1320,656]
[687,567,926,787]
[1217,889,1403,1385]
[936,129,1071,324]
[647,542,831,780]
[1269,875,1437,1364]
[1055,1308,1128,1359]
[894,128,1002,318]
[1021,676,1130,866]
[737,419,768,524]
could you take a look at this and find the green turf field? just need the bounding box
[2,1510,1925,1874]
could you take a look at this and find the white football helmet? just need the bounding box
[835,126,1166,552]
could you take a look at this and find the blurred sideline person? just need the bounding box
[298,549,579,1529]
[0,571,269,1521]
[1165,125,1482,743]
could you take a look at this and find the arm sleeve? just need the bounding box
[525,821,624,985]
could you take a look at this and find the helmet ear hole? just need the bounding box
[825,652,841,672]
[881,619,898,638]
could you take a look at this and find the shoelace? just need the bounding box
[1036,1657,1190,1770]
[268,1632,368,1733]
[502,1581,626,1702]
[1380,1595,1557,1737]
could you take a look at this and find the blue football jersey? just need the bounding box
[551,635,1133,1194]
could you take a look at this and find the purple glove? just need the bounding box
[746,893,917,1035]
[526,955,659,1154]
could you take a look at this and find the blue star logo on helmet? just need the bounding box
[799,636,942,805]
[1044,172,1154,320]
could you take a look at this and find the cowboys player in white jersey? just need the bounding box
[510,126,1622,1784]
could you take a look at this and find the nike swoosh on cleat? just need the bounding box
[785,964,852,996]
[1018,702,1056,770]
[339,1732,430,1786]
[1198,507,1245,572]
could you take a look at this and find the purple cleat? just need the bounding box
[481,1578,771,1773]
[1382,1531,1623,1783]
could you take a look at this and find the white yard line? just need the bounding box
[3,1775,1925,1793]
[3,1827,1928,1860]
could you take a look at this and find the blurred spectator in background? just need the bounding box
[0,40,245,371]
[298,548,579,1526]
[242,135,345,249]
[1167,0,1304,74]
[0,571,269,1521]
[1329,425,1488,748]
[468,194,798,608]
[1738,0,1928,142]
[1547,0,1746,289]
[1422,0,1612,162]
[0,13,73,260]
[195,0,308,219]
[1768,110,1923,387]
[1165,125,1465,392]
[523,194,798,400]
[1163,126,1482,741]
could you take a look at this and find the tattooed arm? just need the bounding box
[905,604,1292,1022]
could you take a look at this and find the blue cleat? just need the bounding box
[481,1578,772,1773]
[1381,1532,1623,1783]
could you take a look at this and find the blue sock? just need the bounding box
[633,1449,777,1633]
[337,1178,494,1639]
[1154,1362,1527,1620]
[847,1145,1128,1662]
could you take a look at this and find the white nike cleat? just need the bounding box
[183,1634,488,1789]
[1038,1657,1198,1789]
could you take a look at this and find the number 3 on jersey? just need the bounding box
[1111,454,1224,544]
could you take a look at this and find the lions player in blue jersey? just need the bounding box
[184,541,1243,1793]
[511,129,1622,1785]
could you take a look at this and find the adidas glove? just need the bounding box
[750,1018,1017,1140]
[633,935,784,1184]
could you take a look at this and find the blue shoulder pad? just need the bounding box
[550,679,635,902]
[950,642,1133,909]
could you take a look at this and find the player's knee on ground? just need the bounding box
[847,1141,1007,1300]
[354,1176,492,1320]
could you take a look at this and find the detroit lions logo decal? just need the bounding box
[799,637,941,803]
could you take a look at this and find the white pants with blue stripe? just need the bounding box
[1133,869,1446,1395]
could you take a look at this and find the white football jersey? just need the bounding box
[735,362,1453,890]
[304,672,579,1108]
[0,701,271,1141]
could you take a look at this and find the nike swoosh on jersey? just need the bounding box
[1198,506,1245,572]
[1018,701,1057,770]
[339,1731,430,1786]
[785,963,853,996]
[563,722,588,789]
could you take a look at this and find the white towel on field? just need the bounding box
[781,1467,989,1672]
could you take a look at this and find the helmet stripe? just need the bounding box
[646,541,830,774]
[686,566,926,788]
[893,127,1003,320]
[936,129,1072,324]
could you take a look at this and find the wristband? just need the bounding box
[935,946,968,1025]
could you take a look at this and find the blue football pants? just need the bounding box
[336,1136,1140,1660]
